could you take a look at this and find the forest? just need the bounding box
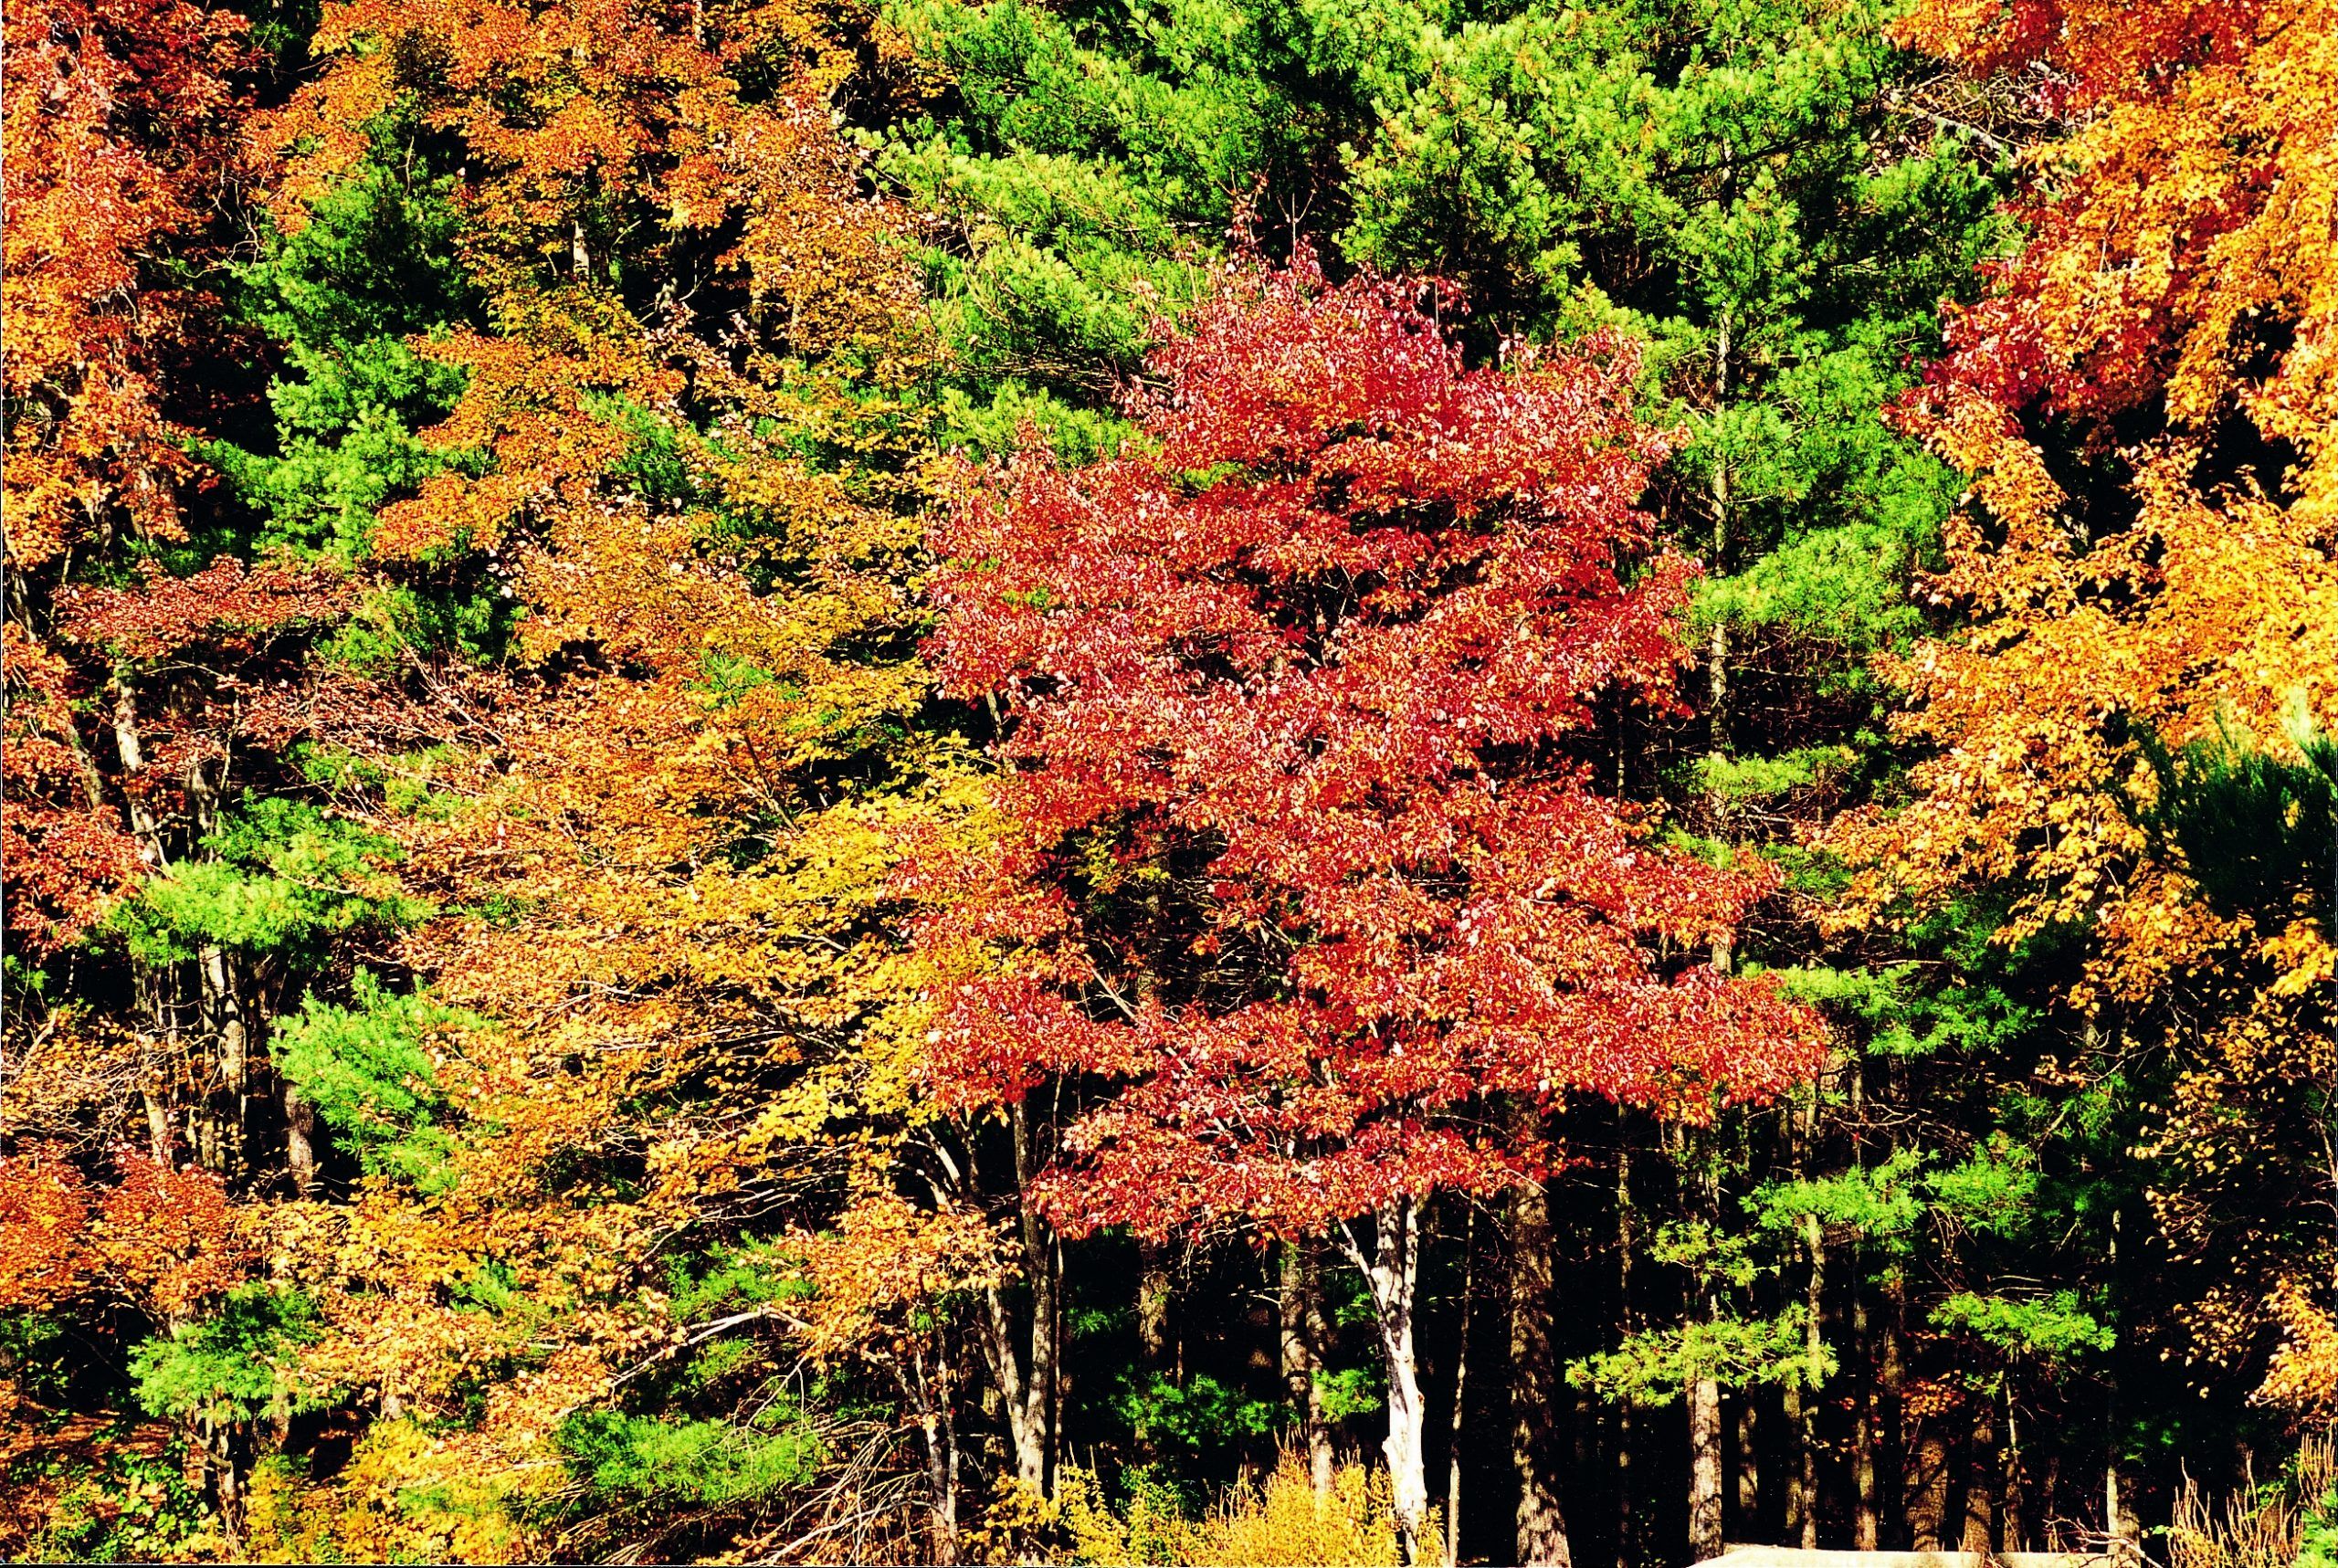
[2,0,2335,1559]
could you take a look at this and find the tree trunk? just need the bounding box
[205,949,247,1175]
[1687,1130,1725,1563]
[112,681,186,1173]
[1797,1210,1823,1549]
[1021,1184,1059,1490]
[1690,1374,1724,1561]
[109,679,166,862]
[1879,1268,1906,1547]
[1137,1231,1173,1462]
[1281,1240,1334,1497]
[1704,300,1735,946]
[1510,1152,1572,1566]
[1448,1209,1475,1568]
[142,1069,174,1165]
[1908,1422,1951,1551]
[977,1277,1047,1494]
[2105,1202,2141,1565]
[1137,1235,1172,1374]
[1616,1139,1637,1568]
[911,1332,959,1564]
[1960,1396,1996,1555]
[1782,1382,1807,1545]
[1340,1199,1429,1563]
[1734,1400,1759,1536]
[1853,1259,1879,1550]
[1683,1121,1739,1561]
[285,1083,320,1196]
[2107,1462,2141,1563]
[974,1103,1058,1498]
[2002,1388,2026,1552]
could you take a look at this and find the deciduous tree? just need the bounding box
[922,255,1826,1558]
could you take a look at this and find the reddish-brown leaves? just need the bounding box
[59,558,353,662]
[1,0,254,563]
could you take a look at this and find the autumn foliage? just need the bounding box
[1850,0,2338,1405]
[4,0,2334,1558]
[1,0,252,565]
[926,258,1823,1236]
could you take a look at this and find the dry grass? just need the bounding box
[2166,1434,2336,1568]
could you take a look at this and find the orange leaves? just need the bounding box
[1898,0,2338,515]
[0,1159,96,1312]
[1878,0,2338,1413]
[271,0,917,338]
[371,330,656,563]
[95,1153,251,1318]
[269,0,931,586]
[1867,0,2338,967]
[1,0,253,563]
[0,1152,248,1319]
[787,1194,1004,1360]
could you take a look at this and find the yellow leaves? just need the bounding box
[244,1417,551,1563]
[2259,1281,2338,1417]
[1834,458,2338,985]
[1928,384,2064,547]
[785,1193,1003,1360]
[2263,921,2336,998]
[250,0,975,1477]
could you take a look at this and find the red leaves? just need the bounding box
[93,1152,249,1317]
[0,624,144,954]
[1895,0,2322,438]
[922,258,1827,1240]
[0,803,145,957]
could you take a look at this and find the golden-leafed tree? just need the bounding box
[229,0,1001,1555]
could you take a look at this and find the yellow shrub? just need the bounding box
[1058,1451,1407,1568]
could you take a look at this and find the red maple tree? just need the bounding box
[921,255,1826,1552]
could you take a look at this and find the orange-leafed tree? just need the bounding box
[2,0,256,964]
[1845,0,2338,1412]
[2,0,251,569]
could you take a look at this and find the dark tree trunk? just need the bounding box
[1281,1240,1333,1496]
[1880,1268,1906,1546]
[1448,1209,1475,1568]
[1961,1397,1997,1554]
[1734,1399,1759,1537]
[1853,1258,1879,1549]
[1615,1138,1636,1568]
[1137,1234,1172,1373]
[1797,1210,1823,1549]
[1510,1160,1572,1567]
